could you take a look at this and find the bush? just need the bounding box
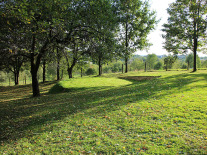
[85,68,97,75]
[102,66,111,73]
[154,62,163,70]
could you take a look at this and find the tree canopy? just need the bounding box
[162,0,207,72]
[0,0,157,96]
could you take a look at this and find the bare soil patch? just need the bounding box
[120,76,161,81]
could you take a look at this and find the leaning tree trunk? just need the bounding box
[31,34,40,97]
[42,59,46,83]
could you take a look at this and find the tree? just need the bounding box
[164,55,177,71]
[162,0,207,72]
[63,38,91,79]
[130,58,144,71]
[185,54,201,69]
[154,61,163,70]
[118,0,157,73]
[90,39,116,76]
[146,54,158,70]
[2,0,118,97]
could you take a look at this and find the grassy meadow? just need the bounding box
[0,71,207,154]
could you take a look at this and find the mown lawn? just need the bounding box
[0,71,207,154]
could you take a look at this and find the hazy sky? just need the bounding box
[136,0,176,56]
[136,0,207,56]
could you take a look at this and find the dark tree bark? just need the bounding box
[42,59,46,83]
[145,62,147,72]
[125,57,128,73]
[57,47,60,81]
[30,33,40,97]
[14,72,19,85]
[193,37,197,72]
[98,56,102,76]
[192,7,199,72]
[30,33,49,97]
[67,58,77,79]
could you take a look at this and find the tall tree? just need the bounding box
[118,0,157,73]
[146,54,158,70]
[162,0,207,72]
[185,54,201,69]
[164,55,177,71]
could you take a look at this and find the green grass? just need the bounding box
[0,71,207,154]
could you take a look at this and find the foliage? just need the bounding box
[162,0,207,71]
[201,60,207,68]
[117,0,157,72]
[154,61,163,70]
[164,55,177,71]
[85,68,97,75]
[130,58,144,71]
[185,54,201,68]
[146,54,158,70]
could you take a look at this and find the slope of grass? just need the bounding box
[0,71,207,154]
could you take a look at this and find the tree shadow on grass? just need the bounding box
[0,72,206,144]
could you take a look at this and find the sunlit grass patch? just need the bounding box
[49,77,133,94]
[0,71,207,154]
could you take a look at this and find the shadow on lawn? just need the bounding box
[0,72,206,143]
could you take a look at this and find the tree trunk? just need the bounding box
[145,62,147,72]
[67,58,77,79]
[14,72,19,85]
[125,57,128,73]
[193,38,197,72]
[43,59,46,83]
[31,70,40,97]
[81,68,83,77]
[31,33,40,97]
[67,67,73,78]
[193,15,197,72]
[57,61,60,81]
[57,47,60,81]
[98,57,102,76]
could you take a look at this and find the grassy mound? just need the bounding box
[48,82,66,94]
[49,77,133,94]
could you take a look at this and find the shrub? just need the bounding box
[85,68,97,75]
[154,61,163,70]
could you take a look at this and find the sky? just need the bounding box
[136,0,207,57]
[136,0,176,56]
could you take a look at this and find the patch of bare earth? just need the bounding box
[120,76,160,81]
